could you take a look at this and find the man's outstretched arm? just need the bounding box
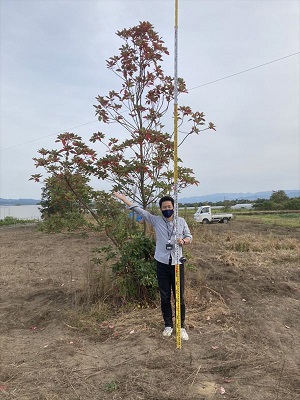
[114,192,155,225]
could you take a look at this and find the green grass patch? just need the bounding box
[236,213,300,228]
[0,216,38,226]
[103,381,119,392]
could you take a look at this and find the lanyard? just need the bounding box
[164,219,175,242]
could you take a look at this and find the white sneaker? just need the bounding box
[162,327,173,337]
[180,328,189,341]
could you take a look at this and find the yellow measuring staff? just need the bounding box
[173,0,181,349]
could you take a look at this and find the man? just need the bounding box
[114,192,192,341]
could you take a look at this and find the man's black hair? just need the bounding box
[159,196,174,208]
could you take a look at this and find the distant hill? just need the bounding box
[179,190,300,204]
[1,189,299,206]
[0,198,40,206]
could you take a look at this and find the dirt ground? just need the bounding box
[0,219,299,400]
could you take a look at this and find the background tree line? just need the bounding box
[179,191,300,211]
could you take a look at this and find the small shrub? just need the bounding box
[112,234,158,304]
[90,233,157,305]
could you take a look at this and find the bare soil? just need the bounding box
[0,220,299,400]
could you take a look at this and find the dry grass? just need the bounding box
[1,221,299,400]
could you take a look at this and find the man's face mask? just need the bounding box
[162,209,174,218]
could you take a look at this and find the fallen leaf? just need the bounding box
[0,386,7,391]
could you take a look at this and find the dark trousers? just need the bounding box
[156,261,186,328]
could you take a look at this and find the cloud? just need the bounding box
[0,0,299,199]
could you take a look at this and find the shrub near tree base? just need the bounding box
[91,208,157,305]
[113,234,157,304]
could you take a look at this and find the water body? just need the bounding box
[0,205,41,220]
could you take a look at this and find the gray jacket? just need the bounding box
[129,204,193,265]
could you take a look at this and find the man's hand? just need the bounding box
[178,238,189,246]
[113,192,125,201]
[113,192,133,207]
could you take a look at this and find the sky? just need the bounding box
[0,0,299,200]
